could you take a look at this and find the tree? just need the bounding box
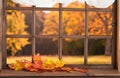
[42,1,112,55]
[7,11,30,56]
[42,1,85,55]
[7,0,16,7]
[6,0,31,56]
[42,11,59,35]
[88,11,112,55]
[43,2,85,36]
[22,11,45,35]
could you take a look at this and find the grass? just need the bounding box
[7,55,111,64]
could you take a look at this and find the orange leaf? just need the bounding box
[32,53,42,62]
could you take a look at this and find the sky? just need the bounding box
[12,0,85,7]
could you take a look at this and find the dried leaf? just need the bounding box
[8,53,89,73]
[32,53,42,62]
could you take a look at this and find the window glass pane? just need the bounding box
[88,4,113,9]
[36,11,59,35]
[7,10,32,35]
[62,11,85,36]
[7,38,32,64]
[63,1,85,8]
[36,38,58,60]
[62,38,84,64]
[88,39,112,64]
[7,0,32,7]
[7,0,59,8]
[88,12,113,36]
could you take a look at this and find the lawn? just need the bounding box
[7,55,111,64]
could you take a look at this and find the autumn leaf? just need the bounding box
[42,58,53,67]
[32,53,42,62]
[8,63,15,70]
[79,68,89,73]
[54,60,64,68]
[29,68,39,72]
[23,60,32,70]
[42,58,55,70]
[59,67,73,72]
[9,60,24,71]
[32,61,42,69]
[8,53,89,73]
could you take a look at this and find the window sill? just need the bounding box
[0,68,120,77]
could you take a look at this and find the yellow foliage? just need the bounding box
[7,0,16,7]
[42,1,112,42]
[7,11,30,56]
[9,60,24,71]
[7,11,28,35]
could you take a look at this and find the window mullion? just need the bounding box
[32,6,36,56]
[112,2,117,68]
[0,0,3,70]
[2,0,7,68]
[58,3,62,60]
[84,3,88,65]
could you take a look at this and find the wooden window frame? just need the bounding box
[0,0,118,70]
[117,0,120,71]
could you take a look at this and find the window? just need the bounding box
[2,0,115,68]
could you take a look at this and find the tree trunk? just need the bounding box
[104,21,111,56]
[96,13,112,56]
[105,39,111,56]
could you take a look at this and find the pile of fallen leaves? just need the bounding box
[8,53,89,73]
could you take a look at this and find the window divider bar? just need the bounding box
[35,35,59,38]
[6,35,32,38]
[88,36,112,39]
[6,7,112,12]
[84,38,88,65]
[62,35,85,38]
[32,6,36,57]
[58,3,62,60]
[2,0,7,68]
[5,35,112,38]
[87,8,112,12]
[6,7,32,10]
[62,8,85,11]
[6,7,59,11]
[84,3,88,65]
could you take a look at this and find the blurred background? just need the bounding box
[6,0,113,65]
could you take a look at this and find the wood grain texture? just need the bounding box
[0,69,120,76]
[117,0,120,72]
[0,0,3,70]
